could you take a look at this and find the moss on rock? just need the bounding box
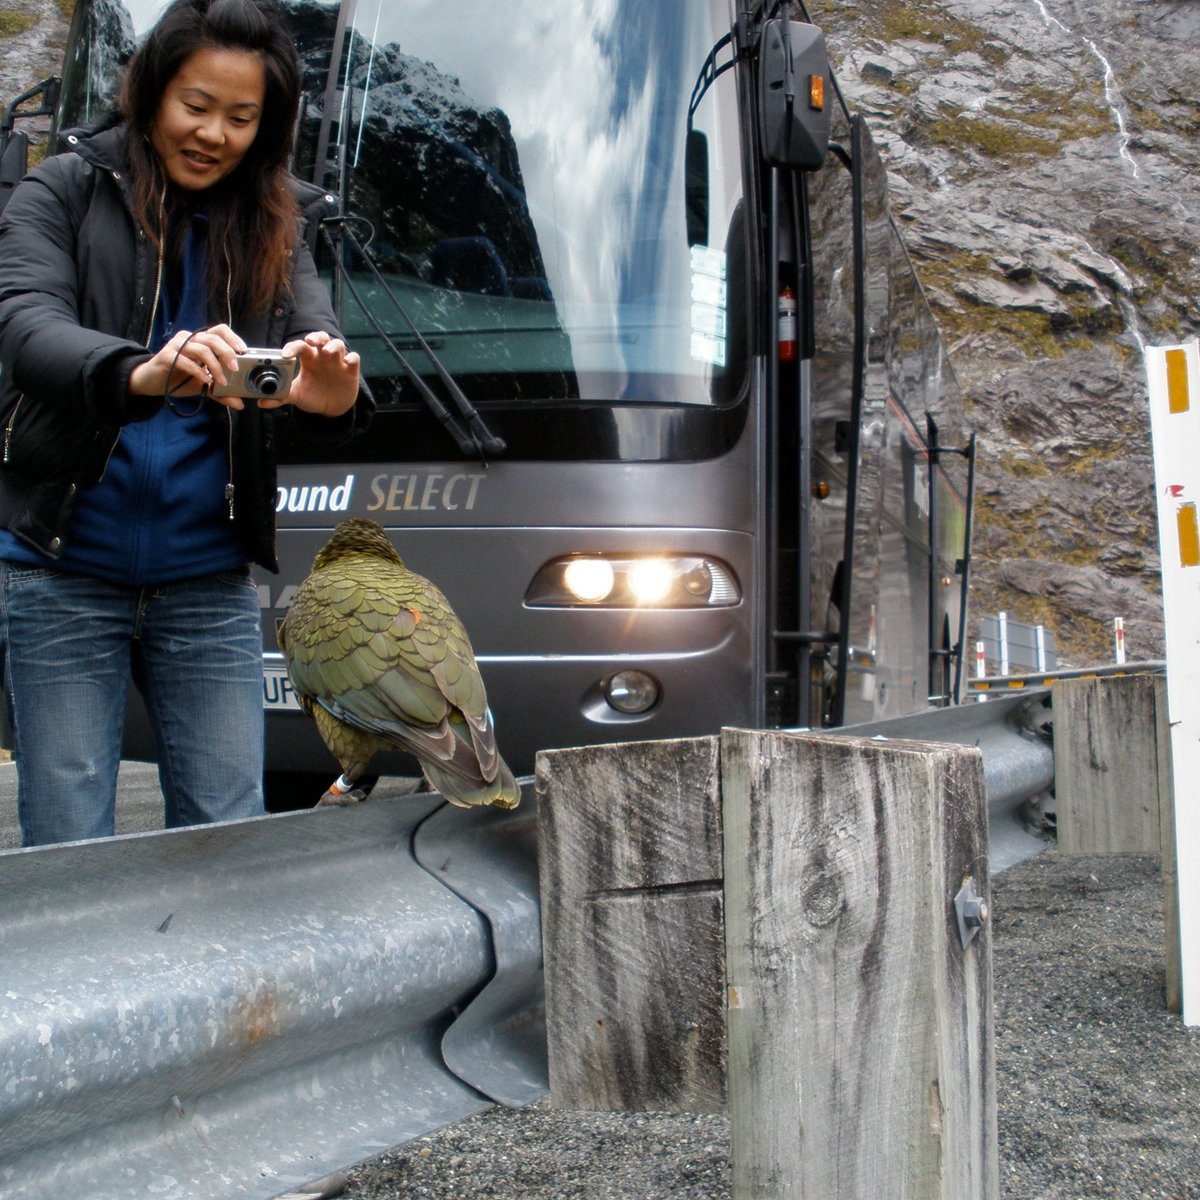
[0,10,38,37]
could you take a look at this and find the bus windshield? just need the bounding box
[59,0,746,410]
[323,0,745,407]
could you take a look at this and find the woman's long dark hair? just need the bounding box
[120,0,301,317]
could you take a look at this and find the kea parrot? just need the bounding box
[278,517,520,810]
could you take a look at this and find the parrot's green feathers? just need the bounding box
[280,517,520,810]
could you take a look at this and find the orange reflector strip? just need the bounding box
[1167,348,1190,414]
[1178,502,1200,567]
[809,74,825,111]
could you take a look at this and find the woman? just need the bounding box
[0,0,373,846]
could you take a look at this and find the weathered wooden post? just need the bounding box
[1051,672,1181,1009]
[535,736,726,1111]
[537,728,999,1195]
[722,730,998,1200]
[1054,673,1168,854]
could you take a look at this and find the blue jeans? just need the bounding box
[0,564,265,846]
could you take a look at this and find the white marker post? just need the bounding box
[1145,340,1200,1027]
[997,611,1009,677]
[1114,616,1126,665]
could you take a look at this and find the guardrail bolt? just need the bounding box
[954,876,989,949]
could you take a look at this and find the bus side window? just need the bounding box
[686,129,709,248]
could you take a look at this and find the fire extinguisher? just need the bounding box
[777,284,797,363]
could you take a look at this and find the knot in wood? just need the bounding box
[802,871,844,927]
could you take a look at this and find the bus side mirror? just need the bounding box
[758,19,833,171]
[1,76,62,217]
[0,129,30,217]
[685,129,709,247]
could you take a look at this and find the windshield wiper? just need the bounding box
[320,218,506,462]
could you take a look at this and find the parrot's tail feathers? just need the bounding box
[421,755,521,810]
[488,757,522,809]
[319,696,461,767]
[450,707,502,782]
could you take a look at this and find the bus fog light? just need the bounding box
[605,670,659,714]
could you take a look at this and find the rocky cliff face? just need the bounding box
[817,0,1200,664]
[0,0,71,154]
[4,0,1196,666]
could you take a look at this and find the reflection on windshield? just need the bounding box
[71,0,744,406]
[324,0,743,405]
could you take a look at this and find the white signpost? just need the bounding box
[1145,339,1200,1027]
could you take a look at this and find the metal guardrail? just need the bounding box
[966,658,1165,696]
[0,688,1063,1197]
[0,785,545,1200]
[416,796,546,1109]
[831,687,1056,874]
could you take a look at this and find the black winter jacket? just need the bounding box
[0,119,373,572]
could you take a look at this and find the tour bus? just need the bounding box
[1,0,973,805]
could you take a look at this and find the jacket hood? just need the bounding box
[58,112,128,175]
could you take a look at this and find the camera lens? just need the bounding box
[247,364,283,396]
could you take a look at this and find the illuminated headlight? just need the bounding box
[627,560,673,604]
[526,554,741,608]
[563,558,616,602]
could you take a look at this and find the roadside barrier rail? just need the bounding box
[0,688,1058,1198]
[967,658,1164,697]
[0,785,543,1200]
[836,688,1054,873]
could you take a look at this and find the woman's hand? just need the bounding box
[258,330,361,418]
[129,327,359,417]
[129,324,245,400]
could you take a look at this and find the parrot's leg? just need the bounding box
[317,764,371,807]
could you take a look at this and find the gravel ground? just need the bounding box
[339,850,1200,1200]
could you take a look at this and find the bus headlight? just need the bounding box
[562,558,616,602]
[627,560,674,605]
[526,554,741,608]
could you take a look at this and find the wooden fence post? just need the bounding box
[1054,674,1166,854]
[1052,674,1181,1008]
[535,736,726,1111]
[722,730,998,1200]
[1155,676,1182,1014]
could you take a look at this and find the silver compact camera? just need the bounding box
[211,349,298,400]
